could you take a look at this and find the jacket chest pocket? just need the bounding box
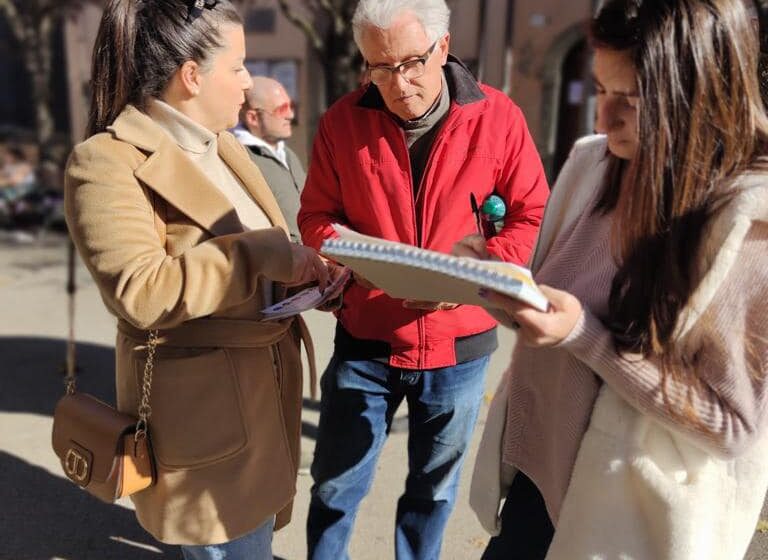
[455,151,501,185]
[134,348,248,470]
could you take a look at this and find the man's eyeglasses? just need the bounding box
[367,41,438,86]
[252,101,295,119]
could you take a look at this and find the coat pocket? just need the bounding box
[135,348,248,470]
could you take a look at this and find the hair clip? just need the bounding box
[187,0,219,23]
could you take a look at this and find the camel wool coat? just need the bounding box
[64,105,304,545]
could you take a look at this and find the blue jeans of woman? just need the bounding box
[180,517,274,560]
[307,355,489,560]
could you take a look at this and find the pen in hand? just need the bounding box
[469,193,483,237]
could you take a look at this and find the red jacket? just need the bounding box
[299,59,549,369]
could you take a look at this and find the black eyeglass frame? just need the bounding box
[366,40,440,85]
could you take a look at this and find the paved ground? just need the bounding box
[0,233,766,559]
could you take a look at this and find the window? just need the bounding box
[245,59,299,101]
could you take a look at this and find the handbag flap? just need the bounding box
[52,393,137,483]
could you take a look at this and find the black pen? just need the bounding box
[469,193,483,236]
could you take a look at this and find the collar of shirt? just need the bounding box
[401,76,450,132]
[146,98,217,155]
[232,126,289,169]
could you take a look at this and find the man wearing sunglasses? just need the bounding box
[299,1,549,558]
[235,76,306,242]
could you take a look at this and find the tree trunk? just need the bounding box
[23,13,56,165]
[321,29,362,107]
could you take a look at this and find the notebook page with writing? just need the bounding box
[322,225,548,311]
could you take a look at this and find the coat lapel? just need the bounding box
[135,139,244,237]
[109,106,275,238]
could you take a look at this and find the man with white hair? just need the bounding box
[234,76,305,242]
[298,1,549,557]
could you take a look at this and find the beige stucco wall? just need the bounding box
[510,0,592,170]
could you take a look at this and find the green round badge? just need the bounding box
[481,195,506,222]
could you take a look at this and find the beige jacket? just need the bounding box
[65,105,304,545]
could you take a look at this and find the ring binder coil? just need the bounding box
[321,225,549,312]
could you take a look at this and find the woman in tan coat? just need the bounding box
[64,1,331,557]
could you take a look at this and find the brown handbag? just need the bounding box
[51,331,159,503]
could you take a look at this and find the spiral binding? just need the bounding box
[323,238,546,310]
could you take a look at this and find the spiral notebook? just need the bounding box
[321,225,549,312]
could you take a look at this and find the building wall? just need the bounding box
[510,0,594,178]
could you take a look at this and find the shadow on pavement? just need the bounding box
[0,337,115,416]
[0,337,311,558]
[302,397,321,412]
[0,451,178,559]
[0,337,177,558]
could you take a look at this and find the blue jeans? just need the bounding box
[307,355,490,560]
[180,518,274,560]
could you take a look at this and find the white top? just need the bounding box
[232,126,289,170]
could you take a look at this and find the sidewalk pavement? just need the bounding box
[1,233,766,559]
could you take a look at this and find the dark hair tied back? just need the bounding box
[87,0,242,137]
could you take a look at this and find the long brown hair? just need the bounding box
[87,0,242,137]
[590,0,768,398]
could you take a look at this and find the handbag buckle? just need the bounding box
[64,445,92,485]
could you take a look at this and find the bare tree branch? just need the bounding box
[38,11,54,75]
[276,0,325,53]
[0,0,26,43]
[317,0,337,17]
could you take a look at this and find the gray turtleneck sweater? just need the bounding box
[401,77,451,193]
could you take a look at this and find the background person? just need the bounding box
[234,76,305,242]
[0,145,36,202]
[64,1,329,558]
[461,0,768,558]
[298,0,549,558]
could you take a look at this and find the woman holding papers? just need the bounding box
[64,1,329,557]
[460,1,768,558]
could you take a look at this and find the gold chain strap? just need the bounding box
[64,357,77,395]
[134,330,158,441]
[64,279,77,395]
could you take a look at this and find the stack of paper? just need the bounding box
[321,224,549,312]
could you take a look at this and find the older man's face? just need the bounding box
[359,12,449,121]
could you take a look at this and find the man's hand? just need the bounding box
[316,262,351,312]
[285,244,330,291]
[452,234,493,260]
